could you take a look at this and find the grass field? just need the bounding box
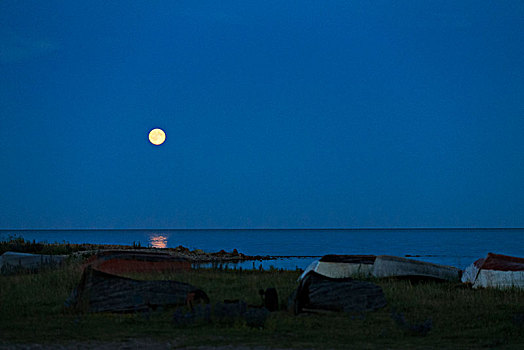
[1,257,523,349]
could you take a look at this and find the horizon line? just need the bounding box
[1,227,523,231]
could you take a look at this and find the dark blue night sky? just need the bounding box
[1,1,523,229]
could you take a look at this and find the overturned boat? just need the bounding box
[461,253,524,289]
[291,271,387,314]
[372,255,461,282]
[67,266,206,313]
[84,250,191,275]
[299,255,376,280]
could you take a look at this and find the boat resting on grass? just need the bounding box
[291,271,387,314]
[372,255,461,282]
[299,254,461,282]
[67,266,207,313]
[461,253,524,289]
[299,255,376,280]
[84,250,191,275]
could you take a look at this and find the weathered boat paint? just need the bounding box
[372,255,461,281]
[462,253,524,289]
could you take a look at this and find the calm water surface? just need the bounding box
[2,229,523,270]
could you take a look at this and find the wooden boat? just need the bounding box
[372,255,461,282]
[299,255,376,280]
[291,271,386,314]
[461,253,524,289]
[67,266,204,313]
[84,250,191,275]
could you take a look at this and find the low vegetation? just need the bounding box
[0,235,92,256]
[1,255,523,349]
[0,236,269,263]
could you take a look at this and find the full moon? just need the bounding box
[149,128,166,145]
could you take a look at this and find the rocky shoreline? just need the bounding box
[68,244,316,264]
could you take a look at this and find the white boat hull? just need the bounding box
[461,253,524,289]
[372,255,461,281]
[299,255,376,280]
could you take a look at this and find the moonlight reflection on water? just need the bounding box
[149,234,168,248]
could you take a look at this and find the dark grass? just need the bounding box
[1,260,523,349]
[0,235,89,255]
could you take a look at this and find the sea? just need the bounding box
[1,229,523,271]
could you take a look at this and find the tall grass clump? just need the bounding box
[0,235,88,255]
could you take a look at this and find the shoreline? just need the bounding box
[1,237,319,265]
